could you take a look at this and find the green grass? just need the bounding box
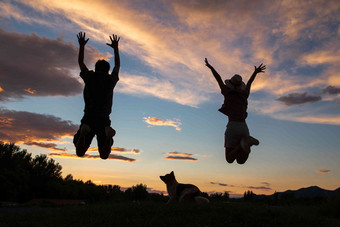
[0,201,339,227]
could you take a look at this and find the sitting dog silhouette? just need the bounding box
[160,171,209,204]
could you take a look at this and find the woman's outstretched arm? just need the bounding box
[246,63,266,92]
[205,58,224,90]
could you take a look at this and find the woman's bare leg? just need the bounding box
[225,145,242,164]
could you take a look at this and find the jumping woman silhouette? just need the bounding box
[205,58,265,164]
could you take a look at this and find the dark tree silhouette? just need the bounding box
[0,142,32,201]
[125,184,149,201]
[0,142,107,202]
[243,190,255,201]
[223,191,230,200]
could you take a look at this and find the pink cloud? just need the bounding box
[0,108,78,151]
[165,156,197,161]
[165,151,194,157]
[49,153,136,162]
[0,29,107,101]
[88,147,140,154]
[316,169,330,173]
[144,116,182,131]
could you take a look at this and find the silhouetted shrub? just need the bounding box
[125,183,149,201]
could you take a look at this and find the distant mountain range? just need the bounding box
[258,186,340,199]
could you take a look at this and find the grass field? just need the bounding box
[1,200,339,227]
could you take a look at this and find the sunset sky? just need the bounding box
[1,0,340,197]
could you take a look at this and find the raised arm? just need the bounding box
[77,32,89,71]
[106,34,120,79]
[205,58,224,90]
[246,63,266,92]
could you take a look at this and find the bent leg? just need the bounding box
[98,126,116,160]
[236,148,249,164]
[225,147,236,163]
[225,121,247,164]
[236,136,259,164]
[74,124,94,157]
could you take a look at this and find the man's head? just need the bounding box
[95,60,110,73]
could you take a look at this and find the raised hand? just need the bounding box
[205,58,212,68]
[254,63,266,74]
[77,32,89,46]
[106,34,120,49]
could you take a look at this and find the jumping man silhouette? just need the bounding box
[205,58,266,164]
[73,32,120,159]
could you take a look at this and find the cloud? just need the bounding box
[164,156,197,161]
[143,116,182,131]
[0,108,77,151]
[165,151,194,157]
[48,152,137,162]
[316,169,330,173]
[0,29,108,101]
[0,1,51,26]
[210,182,231,187]
[300,49,340,66]
[209,182,271,191]
[276,92,322,106]
[119,74,208,107]
[88,147,140,154]
[273,113,340,125]
[209,182,271,190]
[3,0,340,125]
[24,88,36,95]
[163,151,208,161]
[261,182,271,187]
[323,86,340,95]
[246,186,271,190]
[25,141,66,152]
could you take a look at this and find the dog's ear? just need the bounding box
[170,171,174,176]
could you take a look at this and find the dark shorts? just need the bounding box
[225,121,250,148]
[73,114,112,151]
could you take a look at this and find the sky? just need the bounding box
[0,0,340,197]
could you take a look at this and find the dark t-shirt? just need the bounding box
[221,85,249,122]
[80,69,118,116]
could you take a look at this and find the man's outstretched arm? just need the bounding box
[246,63,266,92]
[205,58,224,91]
[77,32,89,71]
[106,34,120,81]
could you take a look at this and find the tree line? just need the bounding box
[0,142,237,203]
[2,142,339,207]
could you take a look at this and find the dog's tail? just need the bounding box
[194,196,209,204]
